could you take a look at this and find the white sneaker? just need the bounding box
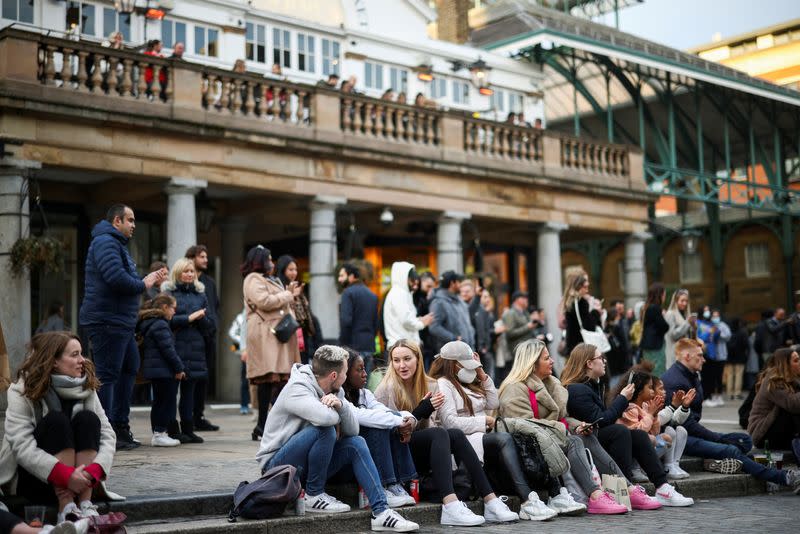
[630,467,649,483]
[703,398,720,408]
[655,483,694,507]
[78,500,99,518]
[44,518,90,534]
[371,508,419,532]
[440,500,485,526]
[664,463,691,480]
[57,502,81,523]
[547,487,587,515]
[385,484,416,507]
[151,431,180,447]
[304,492,351,513]
[483,496,519,523]
[519,491,558,521]
[714,395,725,406]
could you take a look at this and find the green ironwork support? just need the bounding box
[724,109,732,202]
[573,67,580,137]
[562,238,623,298]
[667,74,677,170]
[638,85,646,155]
[606,72,614,143]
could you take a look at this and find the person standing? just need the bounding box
[725,318,749,400]
[697,307,731,408]
[640,283,669,377]
[429,271,475,353]
[383,262,434,349]
[278,256,315,364]
[242,246,301,441]
[170,42,185,59]
[562,272,604,359]
[185,245,219,432]
[79,204,167,450]
[35,301,66,334]
[338,263,378,373]
[502,291,536,361]
[414,271,437,369]
[664,289,695,371]
[474,291,499,381]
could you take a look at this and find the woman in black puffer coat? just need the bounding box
[162,258,214,443]
[137,293,185,447]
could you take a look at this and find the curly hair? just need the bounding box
[16,332,100,401]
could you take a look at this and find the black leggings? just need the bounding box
[483,432,533,500]
[702,360,725,397]
[596,423,667,488]
[0,510,22,534]
[16,410,101,505]
[256,382,286,431]
[760,409,800,449]
[410,427,494,501]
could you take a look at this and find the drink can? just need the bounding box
[358,486,370,509]
[295,489,305,515]
[409,479,420,503]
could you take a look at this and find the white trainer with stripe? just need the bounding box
[304,492,351,513]
[371,509,420,532]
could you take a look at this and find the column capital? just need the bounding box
[539,221,568,234]
[439,210,471,222]
[0,157,41,176]
[165,177,207,195]
[311,195,347,209]
[626,230,652,243]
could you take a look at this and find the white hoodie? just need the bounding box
[383,261,425,346]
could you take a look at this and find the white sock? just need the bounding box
[443,500,462,510]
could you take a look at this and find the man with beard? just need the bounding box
[185,245,220,432]
[414,271,437,368]
[338,263,379,373]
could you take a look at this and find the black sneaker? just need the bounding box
[194,417,220,431]
[113,425,140,451]
[121,424,141,445]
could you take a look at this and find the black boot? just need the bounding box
[113,423,140,451]
[181,421,204,443]
[167,420,191,444]
[252,425,263,442]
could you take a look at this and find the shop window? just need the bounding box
[452,80,470,105]
[679,253,702,284]
[745,243,770,278]
[428,78,446,99]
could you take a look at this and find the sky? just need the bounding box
[594,0,800,50]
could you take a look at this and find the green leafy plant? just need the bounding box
[10,236,65,277]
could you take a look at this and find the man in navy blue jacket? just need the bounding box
[338,263,378,373]
[662,338,799,492]
[80,204,167,450]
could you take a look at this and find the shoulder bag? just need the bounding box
[574,300,611,353]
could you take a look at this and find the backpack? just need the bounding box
[228,464,302,522]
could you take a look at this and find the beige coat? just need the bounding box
[0,380,116,495]
[499,374,577,433]
[243,273,300,381]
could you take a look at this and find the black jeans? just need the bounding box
[178,378,197,423]
[151,378,179,432]
[701,360,725,397]
[16,411,101,505]
[596,423,667,487]
[483,432,533,500]
[409,427,494,501]
[256,382,285,431]
[760,409,800,449]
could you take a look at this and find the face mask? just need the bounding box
[703,311,711,320]
[457,367,477,384]
[712,317,720,325]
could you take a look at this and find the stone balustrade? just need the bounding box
[1,28,639,187]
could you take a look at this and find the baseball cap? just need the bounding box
[437,340,481,370]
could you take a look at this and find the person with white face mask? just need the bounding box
[431,341,567,521]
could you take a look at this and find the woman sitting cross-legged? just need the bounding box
[0,332,116,523]
[561,343,693,508]
[498,339,628,514]
[431,341,582,521]
[374,339,518,526]
[342,349,417,508]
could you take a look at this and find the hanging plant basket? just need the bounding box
[10,236,65,278]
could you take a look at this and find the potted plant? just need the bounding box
[10,236,65,278]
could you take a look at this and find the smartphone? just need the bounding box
[581,417,603,434]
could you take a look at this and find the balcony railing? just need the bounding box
[2,28,642,190]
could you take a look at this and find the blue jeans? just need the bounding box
[685,433,787,485]
[360,427,417,486]
[85,324,139,425]
[265,425,388,514]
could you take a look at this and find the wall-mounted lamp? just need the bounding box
[415,64,434,82]
[450,57,492,90]
[113,0,136,13]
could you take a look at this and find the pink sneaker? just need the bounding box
[587,491,628,514]
[629,485,662,510]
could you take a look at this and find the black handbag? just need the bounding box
[271,312,300,343]
[495,417,553,490]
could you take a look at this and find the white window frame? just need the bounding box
[452,80,470,105]
[490,89,506,111]
[297,33,316,73]
[193,24,219,58]
[161,18,186,50]
[745,243,770,278]
[321,38,340,76]
[2,0,34,24]
[428,78,447,99]
[678,253,702,284]
[245,21,267,64]
[389,66,408,94]
[364,61,384,90]
[508,91,524,113]
[273,28,291,68]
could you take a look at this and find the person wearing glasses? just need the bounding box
[561,344,693,507]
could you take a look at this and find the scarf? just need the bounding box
[46,374,92,419]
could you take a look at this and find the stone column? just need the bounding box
[437,211,470,274]
[624,231,651,310]
[216,217,247,402]
[164,177,207,268]
[537,222,568,372]
[309,196,346,342]
[0,158,40,409]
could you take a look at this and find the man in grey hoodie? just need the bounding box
[429,271,476,354]
[256,345,419,532]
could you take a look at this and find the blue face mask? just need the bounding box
[712,317,721,325]
[703,311,711,320]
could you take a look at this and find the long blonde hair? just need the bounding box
[561,271,589,314]
[560,343,598,386]
[666,288,691,318]
[378,339,431,412]
[498,339,547,398]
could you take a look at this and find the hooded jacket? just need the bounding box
[429,287,475,352]
[256,364,359,469]
[79,220,145,329]
[383,262,425,346]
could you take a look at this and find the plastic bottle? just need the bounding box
[295,489,306,515]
